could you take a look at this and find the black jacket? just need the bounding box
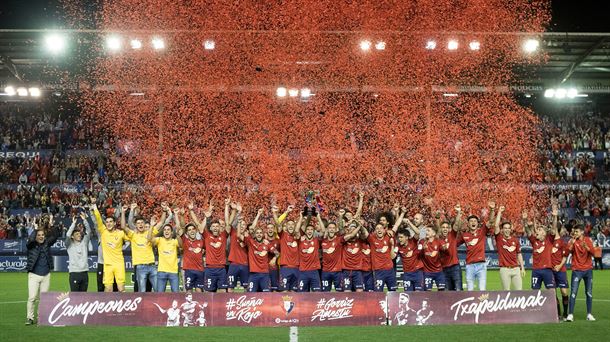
[26,227,59,273]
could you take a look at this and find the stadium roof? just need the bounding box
[1,30,609,93]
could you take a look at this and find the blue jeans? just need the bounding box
[465,262,487,291]
[136,264,157,292]
[569,269,593,315]
[443,264,463,291]
[157,272,179,293]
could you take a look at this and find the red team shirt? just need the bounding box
[550,236,568,272]
[342,239,362,270]
[267,238,280,271]
[460,225,491,264]
[279,231,299,268]
[228,229,248,266]
[397,238,423,273]
[244,236,274,273]
[181,236,205,271]
[422,239,444,273]
[360,242,372,272]
[569,237,594,271]
[322,235,344,272]
[440,230,461,268]
[528,235,553,270]
[495,234,521,268]
[367,234,394,271]
[204,230,228,268]
[299,237,321,271]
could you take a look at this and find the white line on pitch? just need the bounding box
[289,326,298,342]
[0,300,26,304]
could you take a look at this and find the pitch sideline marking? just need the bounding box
[290,326,298,342]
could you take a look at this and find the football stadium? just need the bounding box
[0,1,609,341]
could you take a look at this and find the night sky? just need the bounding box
[0,0,609,32]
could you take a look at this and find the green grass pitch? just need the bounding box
[0,270,608,341]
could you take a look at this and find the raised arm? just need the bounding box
[91,202,106,236]
[65,216,77,246]
[80,211,92,239]
[295,212,304,237]
[224,199,231,233]
[316,212,327,238]
[173,207,184,236]
[153,202,170,231]
[453,204,463,232]
[522,209,534,236]
[354,191,364,219]
[391,207,406,233]
[250,208,264,232]
[120,204,129,232]
[404,217,420,236]
[359,223,369,240]
[550,202,559,236]
[188,202,203,228]
[494,205,505,235]
[127,203,138,230]
[487,201,496,229]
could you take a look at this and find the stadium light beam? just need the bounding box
[288,89,299,97]
[152,37,165,50]
[567,88,578,98]
[544,89,555,98]
[555,88,567,99]
[523,39,539,53]
[469,41,481,51]
[300,88,311,98]
[44,33,67,54]
[106,36,122,51]
[130,39,143,49]
[28,87,41,97]
[276,87,287,97]
[375,41,386,50]
[204,40,215,50]
[360,40,372,51]
[4,86,16,96]
[17,87,28,97]
[425,40,437,50]
[447,40,459,50]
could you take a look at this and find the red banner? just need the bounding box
[386,290,558,326]
[38,292,387,327]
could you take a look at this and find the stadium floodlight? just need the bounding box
[523,39,539,53]
[203,40,215,50]
[17,87,28,97]
[276,87,287,97]
[152,37,165,50]
[469,41,481,51]
[447,40,459,50]
[555,88,567,99]
[425,40,437,50]
[544,89,555,98]
[44,33,67,54]
[375,41,386,50]
[360,40,372,51]
[28,87,41,97]
[288,88,299,97]
[300,88,311,98]
[4,86,16,96]
[567,88,578,98]
[106,36,122,51]
[130,39,142,49]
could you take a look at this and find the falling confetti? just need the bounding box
[60,0,551,221]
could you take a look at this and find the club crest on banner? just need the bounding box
[282,295,295,315]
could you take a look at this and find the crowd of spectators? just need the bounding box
[1,102,609,247]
